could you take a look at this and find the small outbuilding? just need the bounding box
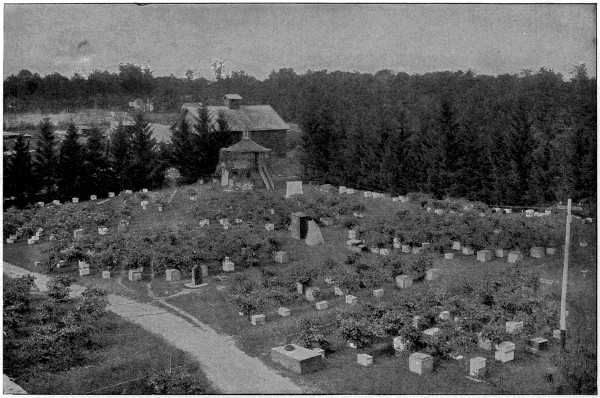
[218,131,275,190]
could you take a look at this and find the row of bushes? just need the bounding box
[333,264,559,355]
[225,252,436,316]
[3,201,128,239]
[190,189,366,229]
[355,210,575,251]
[42,221,283,275]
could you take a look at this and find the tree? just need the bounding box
[33,117,58,201]
[194,107,233,177]
[129,113,165,189]
[109,121,132,191]
[210,59,226,81]
[83,126,110,196]
[299,86,343,183]
[58,122,85,200]
[4,133,35,207]
[171,118,201,183]
[118,63,155,98]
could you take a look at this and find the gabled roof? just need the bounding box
[177,103,289,132]
[224,94,242,100]
[3,132,32,139]
[149,123,172,144]
[221,138,272,153]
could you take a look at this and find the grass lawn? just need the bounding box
[16,310,218,395]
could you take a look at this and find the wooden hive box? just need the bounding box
[271,344,324,374]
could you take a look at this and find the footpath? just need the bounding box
[3,262,303,394]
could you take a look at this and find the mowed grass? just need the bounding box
[4,182,596,394]
[18,310,218,395]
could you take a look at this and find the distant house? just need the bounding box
[129,98,154,112]
[171,94,289,154]
[3,131,33,156]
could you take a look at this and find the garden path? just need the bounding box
[2,262,304,394]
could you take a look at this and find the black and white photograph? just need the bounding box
[2,3,597,395]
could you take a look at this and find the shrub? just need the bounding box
[47,276,75,302]
[147,370,214,394]
[421,324,471,358]
[230,291,267,316]
[550,327,597,394]
[264,286,297,307]
[297,316,332,352]
[409,254,434,281]
[3,274,35,330]
[337,315,385,349]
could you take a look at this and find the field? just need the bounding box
[3,180,596,394]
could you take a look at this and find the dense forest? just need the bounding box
[3,63,596,207]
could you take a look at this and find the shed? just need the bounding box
[218,132,275,190]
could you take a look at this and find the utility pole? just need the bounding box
[559,198,572,350]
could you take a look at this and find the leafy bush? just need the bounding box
[147,370,214,394]
[297,316,332,352]
[337,315,386,349]
[409,254,434,281]
[4,275,110,379]
[47,276,75,302]
[550,327,597,394]
[230,291,267,316]
[3,274,35,330]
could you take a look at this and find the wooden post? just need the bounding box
[560,198,572,350]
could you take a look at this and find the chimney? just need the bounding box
[224,94,242,110]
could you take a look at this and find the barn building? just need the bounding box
[171,94,289,154]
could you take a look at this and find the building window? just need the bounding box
[243,131,250,139]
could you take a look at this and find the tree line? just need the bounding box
[3,108,235,207]
[298,66,596,206]
[4,63,596,206]
[3,64,267,114]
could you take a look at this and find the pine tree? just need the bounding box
[195,106,212,176]
[129,113,164,189]
[109,121,132,191]
[171,118,201,183]
[299,92,341,184]
[195,106,228,177]
[4,133,35,207]
[215,111,237,149]
[507,96,537,204]
[84,127,110,197]
[57,122,84,200]
[32,117,58,201]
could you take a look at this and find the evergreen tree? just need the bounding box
[171,118,201,183]
[57,122,84,200]
[129,113,164,190]
[194,107,232,177]
[506,96,537,204]
[32,117,58,201]
[109,121,132,191]
[84,127,110,197]
[195,106,213,176]
[4,134,34,207]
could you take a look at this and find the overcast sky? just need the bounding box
[4,3,596,80]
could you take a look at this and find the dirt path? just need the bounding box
[2,262,304,394]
